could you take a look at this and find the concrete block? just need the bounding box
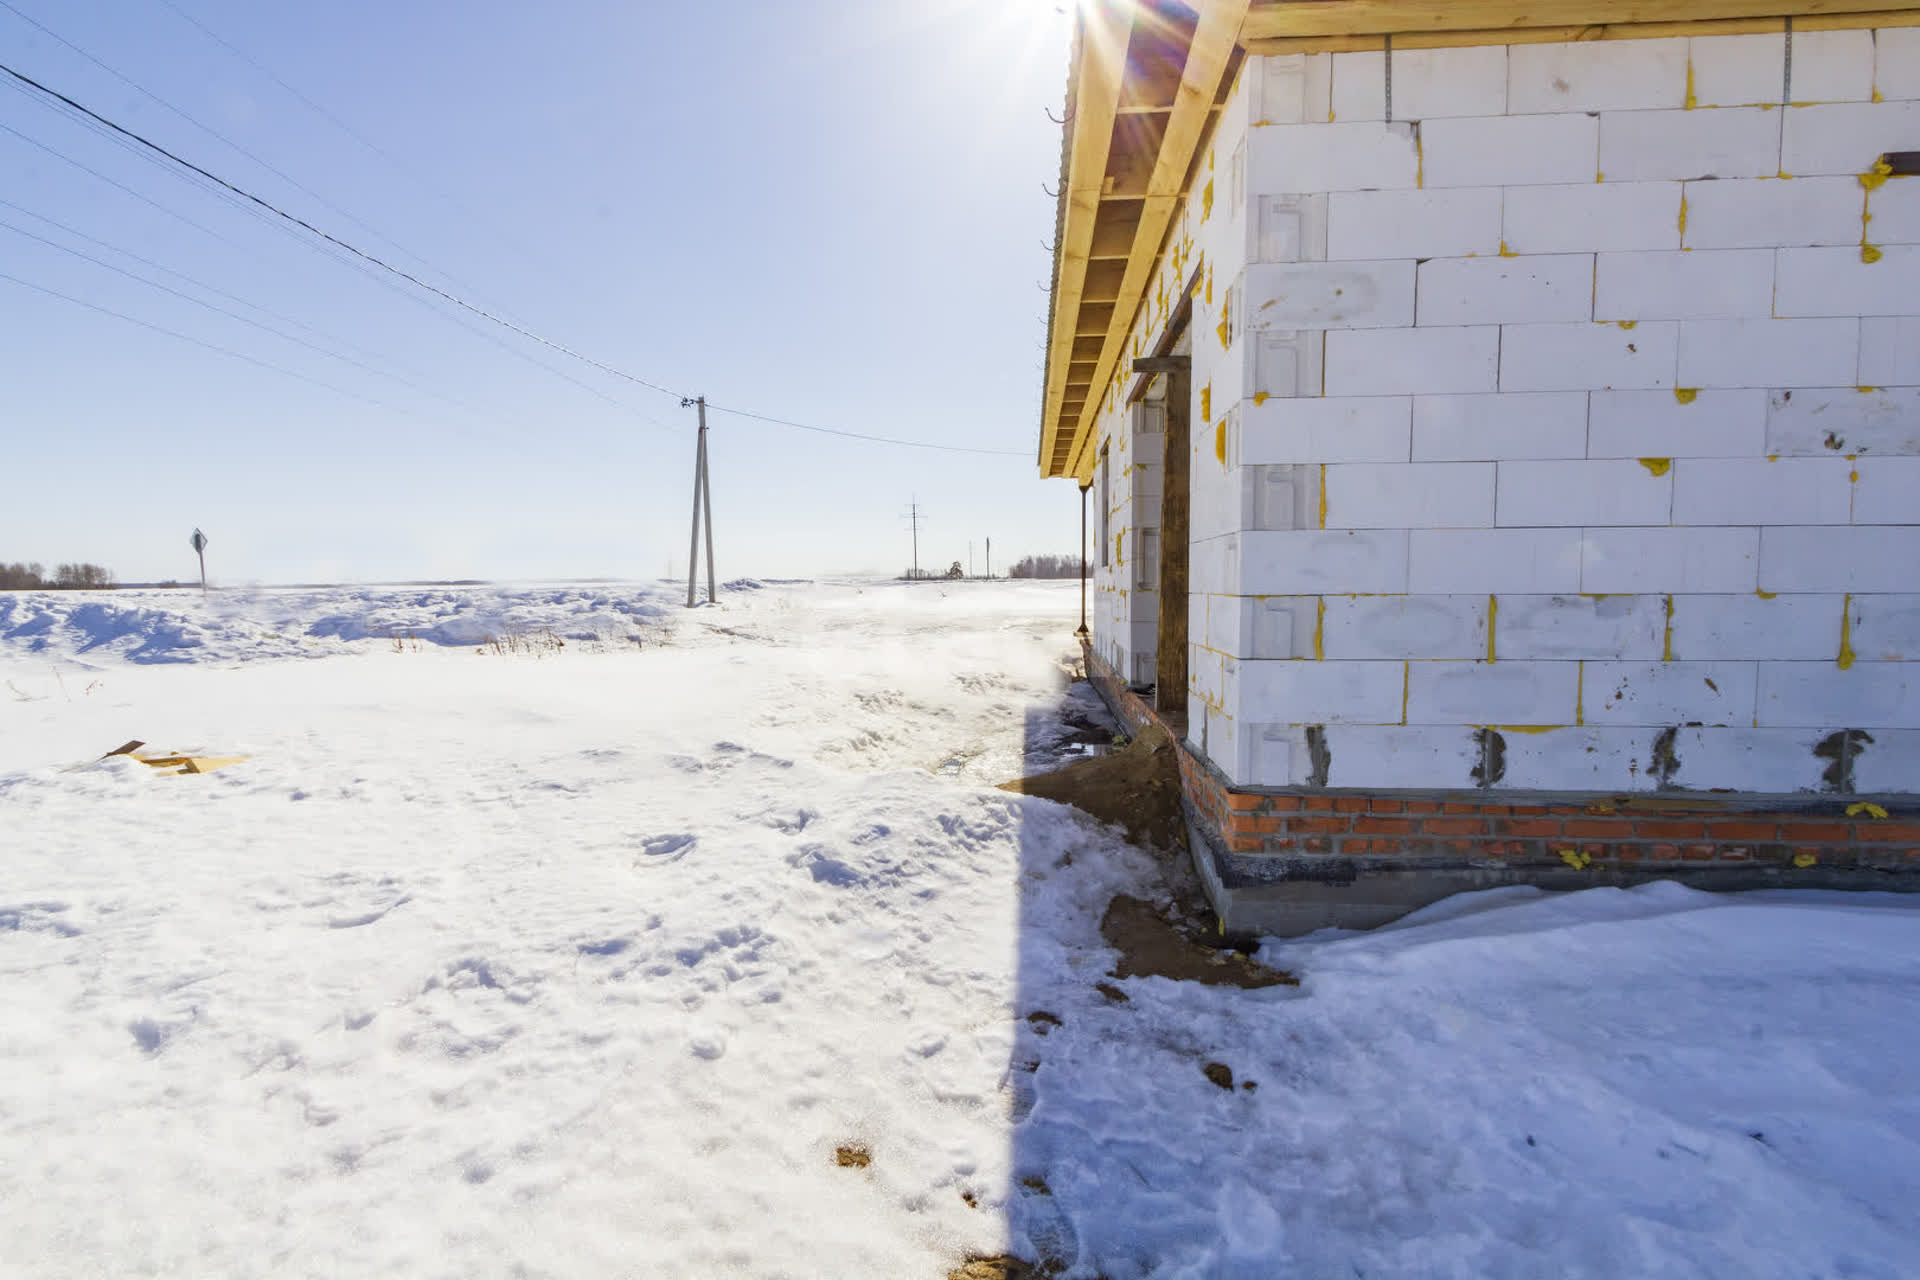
[1422,114,1600,188]
[1667,726,1827,793]
[1759,526,1920,592]
[1322,594,1490,660]
[1243,260,1414,331]
[1669,593,1845,662]
[1496,459,1675,527]
[1677,319,1859,388]
[1244,722,1300,789]
[1593,249,1776,320]
[1324,326,1500,396]
[1499,322,1678,392]
[1850,729,1920,795]
[1757,662,1920,728]
[1878,28,1920,101]
[1873,178,1920,245]
[1405,660,1580,726]
[1853,456,1920,524]
[1775,245,1920,317]
[1791,30,1878,103]
[1253,330,1325,399]
[1766,386,1920,456]
[1413,392,1590,461]
[1495,594,1667,661]
[1509,38,1689,114]
[1409,528,1584,594]
[1330,45,1507,121]
[1191,644,1224,708]
[1239,395,1412,464]
[1212,594,1318,661]
[1241,529,1410,595]
[1583,660,1759,727]
[1688,33,1787,108]
[1599,107,1781,181]
[1253,53,1333,127]
[1320,725,1483,790]
[1238,659,1407,725]
[1861,317,1920,387]
[1849,595,1920,663]
[1325,461,1495,529]
[1250,194,1330,264]
[1671,457,1856,525]
[1581,527,1760,593]
[1497,727,1660,792]
[1416,254,1596,327]
[1241,464,1323,532]
[1327,188,1503,261]
[1589,388,1767,457]
[1503,182,1682,254]
[1190,532,1240,599]
[1189,593,1209,656]
[1681,176,1864,249]
[1780,101,1920,176]
[1205,704,1242,782]
[1247,121,1421,195]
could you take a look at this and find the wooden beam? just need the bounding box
[1240,0,1920,41]
[1039,1,1137,480]
[1245,7,1920,52]
[1059,0,1250,482]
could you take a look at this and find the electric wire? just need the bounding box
[0,116,237,246]
[0,0,478,294]
[153,0,579,290]
[0,268,426,419]
[0,60,1030,459]
[0,212,532,436]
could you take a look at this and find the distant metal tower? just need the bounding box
[903,500,924,579]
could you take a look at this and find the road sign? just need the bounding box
[190,529,208,554]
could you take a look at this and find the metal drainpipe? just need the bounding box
[1076,483,1090,640]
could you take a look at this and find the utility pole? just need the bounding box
[903,499,923,580]
[986,537,991,580]
[969,541,973,579]
[683,397,718,607]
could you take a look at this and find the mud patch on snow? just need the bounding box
[997,721,1184,852]
[1099,896,1296,990]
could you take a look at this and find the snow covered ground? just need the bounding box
[4,580,1919,1279]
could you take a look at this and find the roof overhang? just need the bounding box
[1036,0,1920,482]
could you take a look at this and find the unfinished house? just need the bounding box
[1041,0,1920,933]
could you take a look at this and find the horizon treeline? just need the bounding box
[0,562,117,590]
[1008,554,1089,579]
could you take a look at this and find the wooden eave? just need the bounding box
[1036,0,1920,483]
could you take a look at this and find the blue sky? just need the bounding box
[0,0,1075,583]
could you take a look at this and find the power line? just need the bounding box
[0,59,1031,460]
[705,402,1028,457]
[0,0,474,293]
[0,116,237,246]
[153,0,580,290]
[0,268,425,418]
[0,212,526,434]
[0,58,683,400]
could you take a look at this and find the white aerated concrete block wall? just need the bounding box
[1171,31,1920,794]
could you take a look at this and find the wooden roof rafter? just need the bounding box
[1040,0,1248,481]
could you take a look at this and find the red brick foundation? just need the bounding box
[1082,641,1920,931]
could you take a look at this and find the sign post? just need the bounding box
[190,528,208,594]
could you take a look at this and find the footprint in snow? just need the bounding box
[636,833,696,864]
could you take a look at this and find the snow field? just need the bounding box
[4,578,1920,1278]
